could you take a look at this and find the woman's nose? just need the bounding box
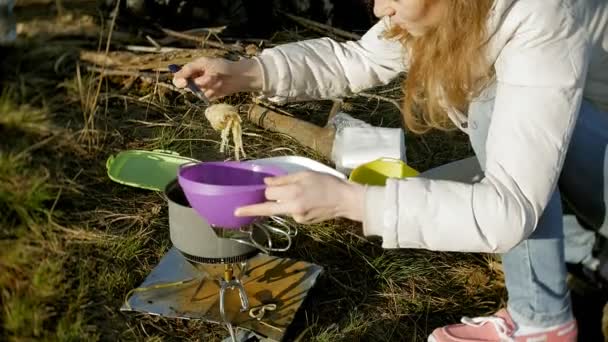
[373,0,396,18]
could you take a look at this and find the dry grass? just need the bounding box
[0,7,518,342]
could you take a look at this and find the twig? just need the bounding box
[216,37,274,46]
[80,49,223,71]
[159,27,243,53]
[125,45,193,53]
[160,138,221,145]
[85,66,186,98]
[154,82,188,95]
[326,272,361,293]
[377,86,404,94]
[81,0,122,150]
[357,92,403,113]
[325,99,343,127]
[101,94,180,115]
[16,135,57,158]
[126,120,176,127]
[345,230,374,245]
[250,97,295,117]
[182,26,228,36]
[145,35,161,49]
[281,11,362,41]
[85,66,166,80]
[293,324,316,342]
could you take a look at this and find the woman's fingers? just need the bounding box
[234,201,286,217]
[203,89,216,100]
[173,59,209,88]
[264,184,298,201]
[191,75,226,100]
[174,59,206,78]
[296,208,330,224]
[172,77,188,88]
[194,75,215,88]
[264,172,310,186]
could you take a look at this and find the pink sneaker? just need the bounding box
[428,309,577,342]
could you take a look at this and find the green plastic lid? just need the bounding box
[106,149,199,191]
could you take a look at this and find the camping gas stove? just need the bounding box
[110,154,336,341]
[145,179,302,341]
[171,214,296,341]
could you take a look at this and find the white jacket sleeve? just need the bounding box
[363,4,591,253]
[253,18,406,104]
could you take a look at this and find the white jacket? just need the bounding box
[254,0,608,253]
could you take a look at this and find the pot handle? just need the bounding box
[269,216,298,237]
[232,219,295,254]
[231,227,273,255]
[251,223,293,252]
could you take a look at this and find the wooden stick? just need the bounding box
[358,92,403,113]
[145,35,161,49]
[85,66,169,80]
[125,45,194,53]
[325,99,343,127]
[80,49,222,71]
[86,67,187,97]
[182,26,228,35]
[251,97,295,117]
[215,37,273,46]
[281,11,362,41]
[159,28,244,53]
[246,104,335,158]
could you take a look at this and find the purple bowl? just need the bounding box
[177,161,287,229]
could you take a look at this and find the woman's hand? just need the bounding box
[172,57,262,100]
[234,171,366,224]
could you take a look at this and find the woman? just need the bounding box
[173,0,608,340]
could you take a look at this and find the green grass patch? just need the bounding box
[0,152,55,230]
[0,88,51,135]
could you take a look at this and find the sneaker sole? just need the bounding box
[427,335,437,342]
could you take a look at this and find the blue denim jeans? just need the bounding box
[477,91,608,326]
[421,88,608,327]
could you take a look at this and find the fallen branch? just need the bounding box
[16,13,134,43]
[246,104,335,158]
[251,97,295,117]
[216,37,274,47]
[280,11,362,41]
[145,35,161,49]
[85,66,166,80]
[125,45,195,53]
[86,67,189,99]
[181,26,227,44]
[325,99,343,127]
[357,92,403,113]
[80,48,224,71]
[159,27,244,53]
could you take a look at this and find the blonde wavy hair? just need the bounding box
[387,0,495,134]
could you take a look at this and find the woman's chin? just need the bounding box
[395,23,427,37]
[404,27,427,37]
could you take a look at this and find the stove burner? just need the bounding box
[218,264,250,341]
[187,262,252,341]
[165,179,299,340]
[178,249,259,265]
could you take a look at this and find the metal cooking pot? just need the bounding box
[164,179,294,264]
